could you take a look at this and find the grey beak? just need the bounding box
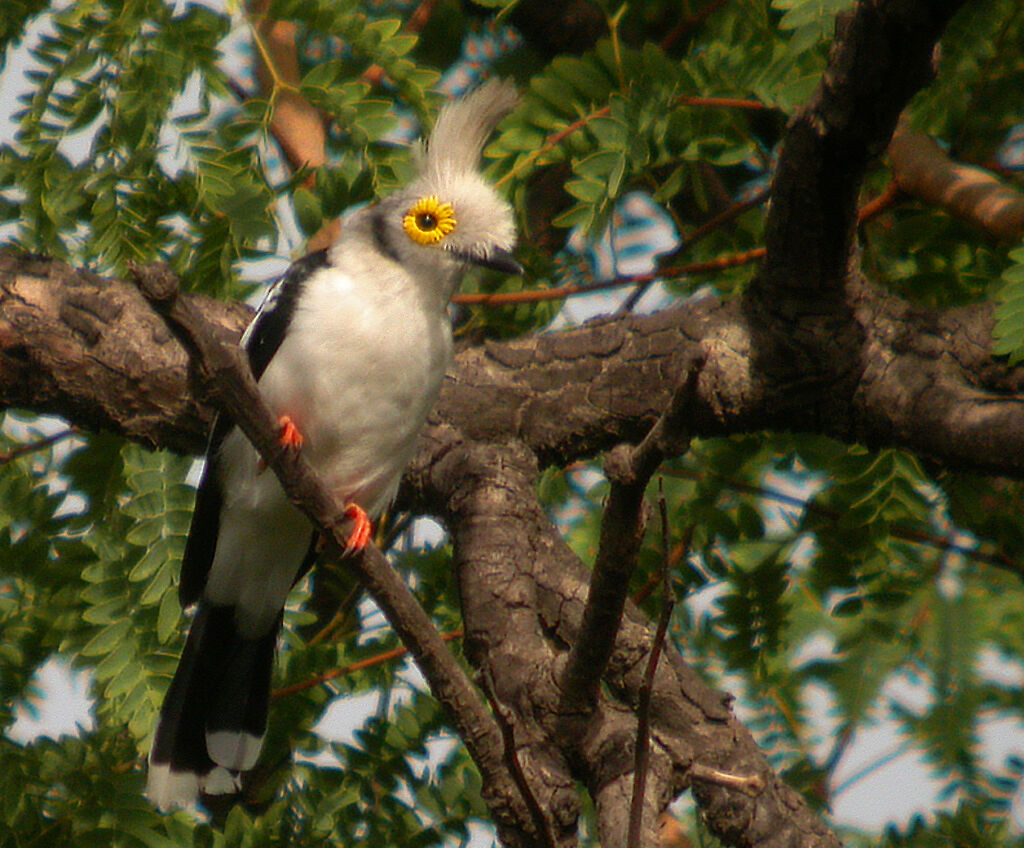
[465,247,524,276]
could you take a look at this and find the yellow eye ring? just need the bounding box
[403,196,457,246]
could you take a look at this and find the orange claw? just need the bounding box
[278,414,305,450]
[342,503,372,554]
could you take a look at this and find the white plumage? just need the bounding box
[147,79,520,809]
[207,239,454,634]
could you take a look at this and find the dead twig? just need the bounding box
[627,491,687,848]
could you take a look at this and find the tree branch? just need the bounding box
[408,432,842,848]
[560,358,701,713]
[628,499,683,848]
[888,119,1024,242]
[248,2,326,175]
[761,0,968,295]
[4,250,1024,480]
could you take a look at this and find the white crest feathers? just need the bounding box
[420,78,519,181]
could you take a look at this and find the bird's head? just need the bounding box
[370,79,521,292]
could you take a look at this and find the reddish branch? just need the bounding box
[457,179,900,310]
[271,630,464,699]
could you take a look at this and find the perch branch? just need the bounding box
[4,251,1024,481]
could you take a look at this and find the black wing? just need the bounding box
[178,249,331,607]
[243,249,329,382]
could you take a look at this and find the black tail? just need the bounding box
[147,603,279,809]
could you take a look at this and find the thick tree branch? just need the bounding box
[761,0,968,295]
[406,431,840,848]
[128,263,543,848]
[3,251,1024,479]
[0,252,236,453]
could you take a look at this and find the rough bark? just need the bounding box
[5,252,1018,477]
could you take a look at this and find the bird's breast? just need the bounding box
[255,268,452,514]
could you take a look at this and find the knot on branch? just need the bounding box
[689,761,765,797]
[604,443,640,487]
[129,261,181,310]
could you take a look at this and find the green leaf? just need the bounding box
[293,186,324,236]
[156,589,180,645]
[992,244,1024,364]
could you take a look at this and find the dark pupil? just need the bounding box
[416,212,437,231]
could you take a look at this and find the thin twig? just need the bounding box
[306,576,363,647]
[618,189,771,313]
[627,490,685,848]
[823,723,854,776]
[456,181,900,310]
[685,189,771,249]
[453,249,765,308]
[857,179,900,223]
[454,275,647,306]
[481,667,560,848]
[689,762,764,795]
[495,105,611,188]
[676,95,767,111]
[831,737,916,797]
[496,94,767,189]
[0,427,78,465]
[272,630,464,699]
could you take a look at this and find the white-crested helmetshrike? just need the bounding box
[147,79,521,809]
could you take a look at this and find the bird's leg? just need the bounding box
[342,503,372,554]
[257,414,305,472]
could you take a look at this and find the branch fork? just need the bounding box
[560,356,704,716]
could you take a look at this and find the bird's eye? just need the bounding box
[403,196,457,245]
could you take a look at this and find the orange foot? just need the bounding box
[342,503,372,554]
[278,414,305,450]
[257,415,305,472]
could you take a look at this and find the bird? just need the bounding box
[146,79,521,810]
